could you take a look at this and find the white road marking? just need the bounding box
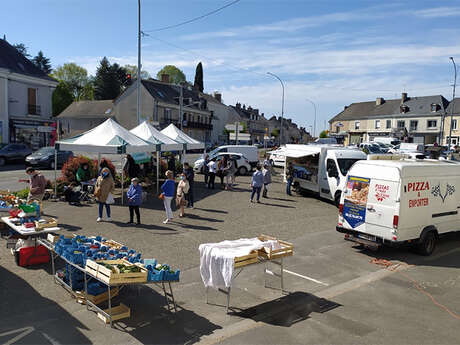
[283,269,329,286]
[0,327,35,345]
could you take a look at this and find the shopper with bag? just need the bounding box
[161,170,175,224]
[176,173,190,217]
[127,177,142,224]
[262,162,272,198]
[94,167,115,222]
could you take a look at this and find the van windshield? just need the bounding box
[337,158,362,176]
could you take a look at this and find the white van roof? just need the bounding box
[280,144,365,159]
[351,159,460,179]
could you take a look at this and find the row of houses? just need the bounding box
[329,92,460,146]
[58,75,311,146]
[0,36,309,148]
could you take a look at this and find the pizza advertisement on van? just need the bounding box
[343,176,370,228]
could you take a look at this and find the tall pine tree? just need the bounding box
[194,62,204,92]
[93,57,127,100]
[32,51,52,74]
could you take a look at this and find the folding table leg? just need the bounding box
[108,285,112,327]
[226,286,231,314]
[168,282,177,312]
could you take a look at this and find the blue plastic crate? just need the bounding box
[164,270,180,282]
[146,268,165,282]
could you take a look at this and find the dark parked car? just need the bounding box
[25,147,73,169]
[0,143,32,166]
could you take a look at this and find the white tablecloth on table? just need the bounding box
[199,238,281,289]
[1,217,60,236]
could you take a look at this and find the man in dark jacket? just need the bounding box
[183,162,195,208]
[286,161,294,196]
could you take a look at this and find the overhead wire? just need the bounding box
[144,0,242,33]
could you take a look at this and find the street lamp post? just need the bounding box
[267,72,285,145]
[448,57,457,151]
[305,98,317,138]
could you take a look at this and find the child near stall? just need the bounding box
[127,177,142,225]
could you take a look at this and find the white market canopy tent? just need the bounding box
[56,118,156,154]
[160,123,204,150]
[54,118,157,203]
[130,121,183,151]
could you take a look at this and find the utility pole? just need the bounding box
[179,84,183,130]
[235,122,239,144]
[136,0,141,125]
[448,57,457,151]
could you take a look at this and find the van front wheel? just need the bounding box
[417,231,436,256]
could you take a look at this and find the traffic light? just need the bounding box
[125,73,132,86]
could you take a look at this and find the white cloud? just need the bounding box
[414,7,460,18]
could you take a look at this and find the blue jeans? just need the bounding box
[98,202,111,218]
[286,177,293,195]
[251,186,261,201]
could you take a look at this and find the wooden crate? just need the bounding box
[234,250,258,268]
[85,259,147,285]
[257,234,294,260]
[98,303,130,324]
[35,218,58,230]
[101,240,124,250]
[47,234,60,243]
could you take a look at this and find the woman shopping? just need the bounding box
[126,177,142,224]
[161,170,175,224]
[176,173,190,217]
[94,167,115,222]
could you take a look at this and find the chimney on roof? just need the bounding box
[213,91,222,103]
[253,108,259,116]
[376,97,385,106]
[236,102,241,109]
[344,105,348,110]
[401,92,408,104]
[243,104,246,110]
[161,74,170,83]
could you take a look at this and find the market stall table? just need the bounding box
[200,235,294,313]
[38,237,179,327]
[2,216,61,266]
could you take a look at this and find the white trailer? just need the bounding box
[282,144,367,205]
[337,159,460,255]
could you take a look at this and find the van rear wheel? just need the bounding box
[334,191,341,207]
[417,231,436,256]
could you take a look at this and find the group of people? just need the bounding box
[160,162,195,224]
[20,151,295,226]
[202,154,237,190]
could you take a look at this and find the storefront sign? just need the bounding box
[37,126,54,133]
[343,176,370,228]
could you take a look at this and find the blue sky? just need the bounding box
[2,0,460,134]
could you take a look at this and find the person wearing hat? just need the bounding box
[126,177,142,224]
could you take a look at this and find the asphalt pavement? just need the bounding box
[1,169,460,344]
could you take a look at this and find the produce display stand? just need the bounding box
[38,238,179,328]
[205,235,294,313]
[2,216,61,266]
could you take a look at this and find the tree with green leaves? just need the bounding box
[123,64,151,81]
[271,128,280,138]
[93,57,128,100]
[51,63,92,100]
[32,51,52,74]
[319,130,328,138]
[194,62,204,92]
[13,43,30,57]
[52,82,74,116]
[156,65,186,84]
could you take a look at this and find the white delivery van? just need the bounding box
[283,144,367,205]
[194,145,258,173]
[373,137,400,146]
[337,160,460,255]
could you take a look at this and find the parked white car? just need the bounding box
[268,148,286,167]
[194,152,251,175]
